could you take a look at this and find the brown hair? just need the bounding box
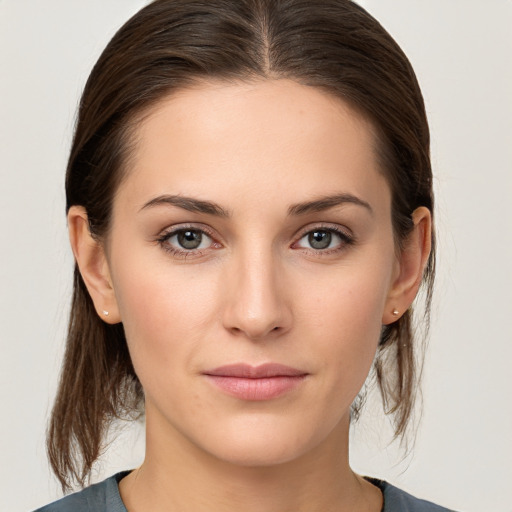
[48,0,435,491]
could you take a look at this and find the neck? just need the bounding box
[119,411,382,512]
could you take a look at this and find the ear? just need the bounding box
[68,206,121,324]
[382,206,432,325]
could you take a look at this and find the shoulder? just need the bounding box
[369,478,459,512]
[32,472,130,512]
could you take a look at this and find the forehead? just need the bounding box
[118,79,389,215]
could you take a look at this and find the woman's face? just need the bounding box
[105,79,401,466]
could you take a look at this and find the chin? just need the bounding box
[190,412,344,468]
[207,439,312,468]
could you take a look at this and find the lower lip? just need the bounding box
[205,375,306,401]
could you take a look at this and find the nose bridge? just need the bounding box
[223,238,290,340]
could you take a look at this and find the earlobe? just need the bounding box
[383,207,432,325]
[68,206,121,324]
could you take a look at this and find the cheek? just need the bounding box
[111,260,220,378]
[301,260,390,337]
[299,263,391,386]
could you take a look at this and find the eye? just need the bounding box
[169,229,211,250]
[305,230,334,250]
[157,226,218,257]
[294,227,353,252]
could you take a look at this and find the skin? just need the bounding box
[69,79,431,512]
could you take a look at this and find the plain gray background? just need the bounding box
[1,1,511,511]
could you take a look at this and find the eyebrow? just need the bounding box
[287,193,373,216]
[140,195,231,217]
[139,192,372,217]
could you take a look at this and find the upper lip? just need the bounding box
[204,363,307,378]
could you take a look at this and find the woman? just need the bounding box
[35,0,452,510]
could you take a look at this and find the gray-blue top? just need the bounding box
[33,472,457,511]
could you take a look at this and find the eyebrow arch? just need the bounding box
[287,193,373,216]
[140,194,231,217]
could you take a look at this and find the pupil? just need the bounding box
[178,230,202,249]
[309,230,331,249]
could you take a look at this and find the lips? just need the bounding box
[203,363,308,401]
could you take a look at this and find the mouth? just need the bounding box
[203,363,308,401]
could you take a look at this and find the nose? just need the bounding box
[222,245,292,341]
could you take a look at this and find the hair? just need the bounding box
[48,0,435,491]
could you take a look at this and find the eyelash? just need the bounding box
[155,224,355,259]
[294,225,355,255]
[156,224,218,259]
